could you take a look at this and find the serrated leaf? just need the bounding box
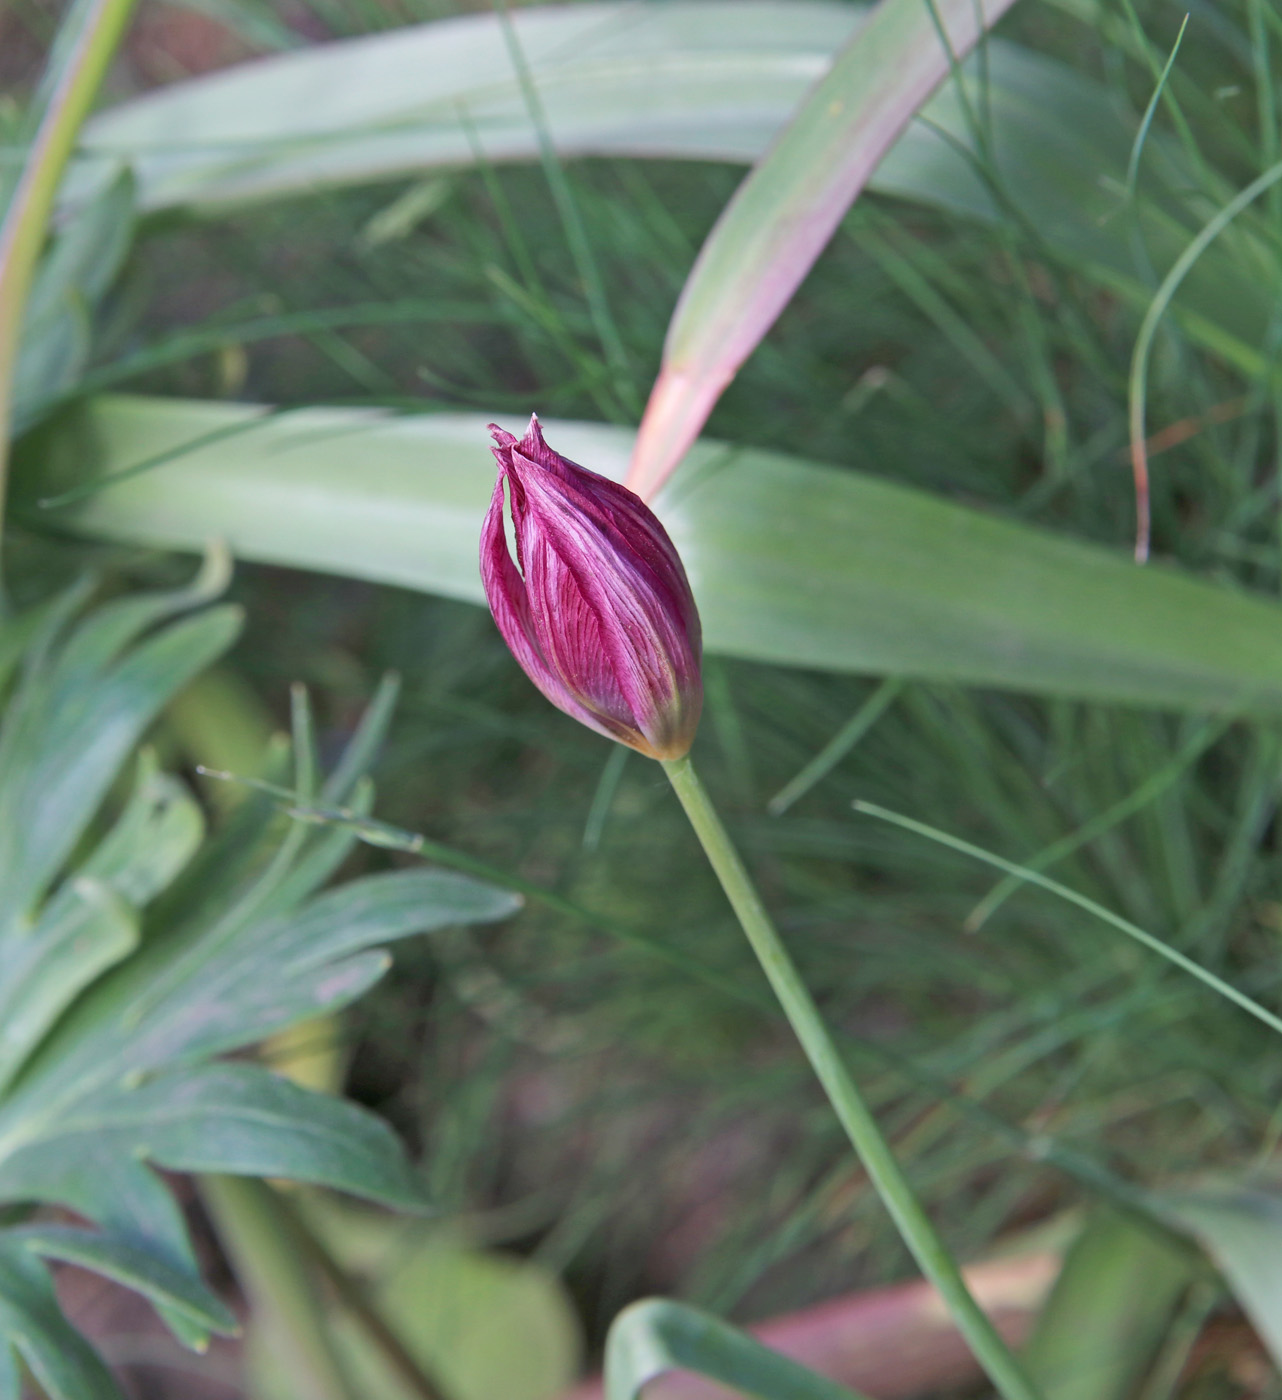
[32,395,1282,715]
[7,1223,237,1335]
[604,1298,867,1400]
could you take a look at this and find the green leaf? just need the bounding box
[7,1223,237,1335]
[0,1063,426,1211]
[31,394,1282,713]
[628,0,1020,496]
[1022,1210,1194,1400]
[57,4,1266,388]
[247,1203,582,1400]
[0,580,240,922]
[14,167,135,433]
[0,754,204,1095]
[0,1236,123,1400]
[0,573,516,1374]
[67,3,869,214]
[604,1298,867,1400]
[0,878,137,1097]
[1164,1190,1282,1369]
[0,0,139,461]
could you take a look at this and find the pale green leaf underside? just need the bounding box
[62,3,1265,369]
[31,394,1282,714]
[604,1298,866,1400]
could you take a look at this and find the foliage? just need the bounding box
[9,0,1282,1393]
[0,567,518,1396]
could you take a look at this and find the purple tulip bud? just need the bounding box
[481,415,703,760]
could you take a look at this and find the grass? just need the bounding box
[11,0,1282,1390]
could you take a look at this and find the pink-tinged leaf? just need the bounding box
[626,0,1021,500]
[0,0,139,459]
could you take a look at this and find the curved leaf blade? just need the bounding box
[8,1223,237,1335]
[0,1237,122,1400]
[30,394,1282,714]
[626,0,1018,497]
[604,1298,866,1400]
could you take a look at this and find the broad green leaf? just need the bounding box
[66,4,868,214]
[58,5,1266,388]
[1164,1190,1282,1368]
[6,1223,237,1335]
[604,1298,867,1400]
[1022,1210,1193,1400]
[627,0,1020,497]
[30,394,1282,714]
[0,1236,122,1400]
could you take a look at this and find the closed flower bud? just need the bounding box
[481,415,703,760]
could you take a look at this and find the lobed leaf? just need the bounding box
[0,571,518,1378]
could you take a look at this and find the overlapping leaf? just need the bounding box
[0,574,520,1398]
[604,1298,866,1400]
[55,3,1269,382]
[28,395,1282,714]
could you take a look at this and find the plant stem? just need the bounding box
[661,753,1043,1400]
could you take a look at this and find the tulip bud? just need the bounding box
[481,415,703,760]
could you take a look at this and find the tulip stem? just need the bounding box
[661,753,1043,1400]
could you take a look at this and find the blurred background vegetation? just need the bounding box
[8,0,1282,1394]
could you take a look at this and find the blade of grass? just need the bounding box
[494,1,638,420]
[964,718,1227,931]
[853,800,1282,1038]
[31,397,1282,714]
[625,0,1021,499]
[768,678,904,816]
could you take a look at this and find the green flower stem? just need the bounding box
[661,753,1043,1400]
